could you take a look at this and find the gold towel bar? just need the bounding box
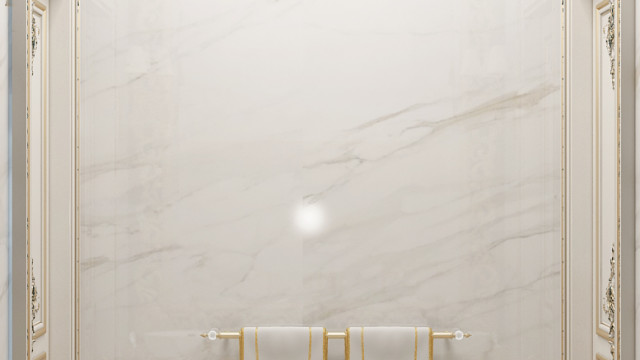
[200,330,471,340]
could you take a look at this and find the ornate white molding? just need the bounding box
[602,0,615,89]
[30,12,39,75]
[603,246,616,358]
[30,258,40,348]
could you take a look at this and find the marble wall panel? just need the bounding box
[79,1,561,359]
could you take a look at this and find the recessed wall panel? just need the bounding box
[79,1,562,359]
[28,1,49,357]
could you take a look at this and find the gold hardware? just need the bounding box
[326,332,346,339]
[432,332,472,339]
[199,330,470,340]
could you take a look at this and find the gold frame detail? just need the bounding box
[74,0,81,358]
[560,0,567,358]
[593,0,617,341]
[27,0,49,351]
[592,1,621,358]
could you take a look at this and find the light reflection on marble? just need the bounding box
[0,5,9,360]
[79,0,561,359]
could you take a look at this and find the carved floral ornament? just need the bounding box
[603,245,616,358]
[30,13,39,76]
[31,259,40,345]
[603,0,615,89]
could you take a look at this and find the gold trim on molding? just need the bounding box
[596,327,610,340]
[594,0,604,338]
[560,0,567,357]
[27,0,49,341]
[27,0,50,354]
[74,0,81,358]
[31,0,48,341]
[33,352,46,360]
[593,0,619,344]
[614,0,622,357]
[26,0,32,352]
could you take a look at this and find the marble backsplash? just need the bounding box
[79,0,561,359]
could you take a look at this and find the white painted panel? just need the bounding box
[47,0,78,357]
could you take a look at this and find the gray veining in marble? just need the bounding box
[79,1,561,359]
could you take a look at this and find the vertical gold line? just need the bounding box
[413,327,417,360]
[428,328,433,360]
[42,1,47,337]
[345,328,350,360]
[26,0,32,356]
[254,327,259,360]
[30,2,48,340]
[560,0,567,357]
[308,327,312,360]
[74,0,81,358]
[323,328,328,360]
[614,1,621,359]
[595,1,602,332]
[594,0,617,340]
[239,328,245,360]
[360,327,364,360]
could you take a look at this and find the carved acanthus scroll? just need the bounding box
[603,246,616,358]
[603,0,615,88]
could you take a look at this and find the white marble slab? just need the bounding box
[79,0,561,359]
[0,5,9,360]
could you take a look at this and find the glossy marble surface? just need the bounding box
[79,1,561,359]
[0,5,8,360]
